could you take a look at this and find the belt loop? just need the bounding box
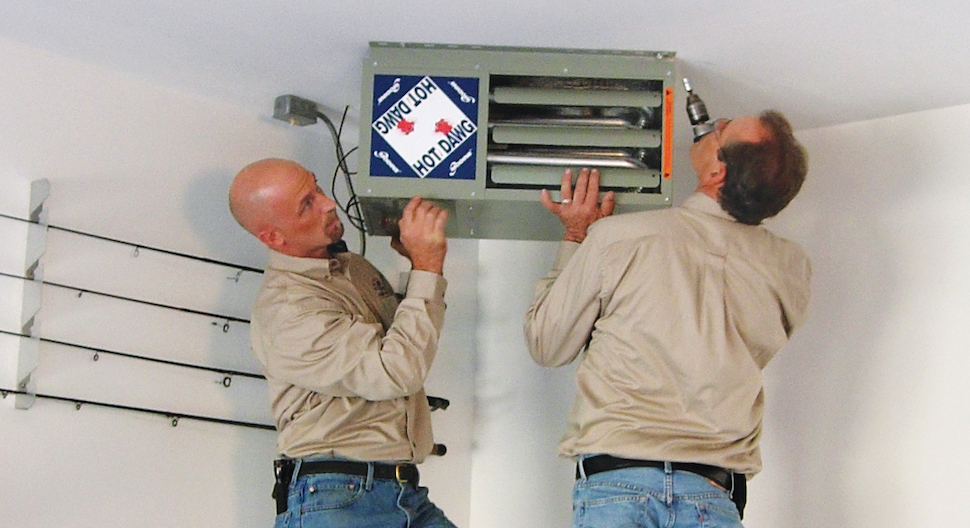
[364,462,375,491]
[728,470,735,498]
[577,456,588,480]
[291,459,303,486]
[662,461,673,505]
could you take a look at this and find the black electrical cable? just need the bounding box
[329,108,366,233]
[329,145,363,230]
[316,106,367,256]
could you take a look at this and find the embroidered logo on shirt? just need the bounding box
[372,277,395,298]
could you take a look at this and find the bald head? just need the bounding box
[228,158,298,236]
[228,158,344,258]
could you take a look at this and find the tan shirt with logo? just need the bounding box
[251,249,447,463]
[525,193,811,475]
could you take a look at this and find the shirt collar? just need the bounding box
[681,192,737,223]
[266,249,348,278]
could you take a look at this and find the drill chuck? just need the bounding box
[683,78,715,142]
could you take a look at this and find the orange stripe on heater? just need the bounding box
[663,86,674,180]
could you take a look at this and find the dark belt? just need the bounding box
[273,459,419,515]
[296,459,419,484]
[577,455,732,490]
[576,455,746,519]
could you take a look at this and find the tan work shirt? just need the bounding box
[251,249,447,463]
[525,193,811,475]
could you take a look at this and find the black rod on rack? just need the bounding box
[0,270,251,325]
[0,212,264,275]
[0,329,265,381]
[0,388,275,431]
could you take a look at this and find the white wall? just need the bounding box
[747,106,970,527]
[0,35,472,528]
[469,239,576,527]
[0,34,298,528]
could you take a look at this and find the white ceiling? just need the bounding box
[1,0,968,132]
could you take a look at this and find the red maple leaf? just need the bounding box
[397,119,415,135]
[435,119,452,135]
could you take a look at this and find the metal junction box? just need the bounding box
[357,42,676,241]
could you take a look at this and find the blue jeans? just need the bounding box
[274,460,456,528]
[573,458,744,528]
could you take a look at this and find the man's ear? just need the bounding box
[710,162,727,188]
[697,161,727,195]
[257,227,283,250]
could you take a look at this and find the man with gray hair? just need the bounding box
[525,111,811,527]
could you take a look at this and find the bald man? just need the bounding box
[229,158,456,528]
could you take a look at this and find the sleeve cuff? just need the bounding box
[405,270,448,300]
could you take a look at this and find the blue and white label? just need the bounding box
[369,75,479,180]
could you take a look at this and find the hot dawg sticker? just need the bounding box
[370,75,479,180]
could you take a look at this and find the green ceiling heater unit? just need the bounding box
[357,42,676,241]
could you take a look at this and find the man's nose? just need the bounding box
[320,194,338,212]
